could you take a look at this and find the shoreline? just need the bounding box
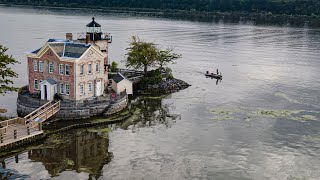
[1,3,320,28]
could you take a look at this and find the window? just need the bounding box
[33,60,37,71]
[39,61,43,72]
[60,83,64,94]
[95,62,99,72]
[65,64,69,76]
[88,63,92,74]
[80,84,84,95]
[49,62,53,73]
[65,84,70,95]
[80,64,84,75]
[34,79,38,89]
[59,64,64,75]
[88,82,92,92]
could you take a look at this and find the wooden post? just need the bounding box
[14,129,17,139]
[38,123,42,131]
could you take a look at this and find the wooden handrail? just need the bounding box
[24,100,52,119]
[26,101,60,123]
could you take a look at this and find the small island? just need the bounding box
[0,18,190,151]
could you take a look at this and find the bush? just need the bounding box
[54,93,63,101]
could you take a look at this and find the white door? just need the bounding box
[96,80,102,96]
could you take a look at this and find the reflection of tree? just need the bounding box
[122,96,181,130]
[0,168,30,179]
[28,130,113,179]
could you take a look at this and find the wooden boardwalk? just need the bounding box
[0,100,60,148]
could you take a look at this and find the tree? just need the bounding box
[0,45,19,95]
[125,36,181,76]
[111,61,118,72]
[157,48,181,69]
[125,36,158,75]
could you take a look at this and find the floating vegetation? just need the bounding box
[258,110,291,117]
[209,106,318,122]
[210,108,234,121]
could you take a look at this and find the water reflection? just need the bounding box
[14,130,111,179]
[122,96,181,130]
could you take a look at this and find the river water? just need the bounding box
[1,6,320,180]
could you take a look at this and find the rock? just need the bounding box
[139,78,190,95]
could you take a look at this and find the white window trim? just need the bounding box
[88,63,92,74]
[65,84,70,95]
[65,64,69,76]
[59,64,64,75]
[80,83,85,95]
[49,62,53,74]
[39,61,43,72]
[80,64,84,76]
[95,62,100,73]
[88,82,92,93]
[33,60,38,72]
[60,83,64,94]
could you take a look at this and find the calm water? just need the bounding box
[1,6,320,180]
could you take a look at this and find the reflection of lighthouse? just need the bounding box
[27,130,113,178]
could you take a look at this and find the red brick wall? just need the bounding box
[28,48,75,100]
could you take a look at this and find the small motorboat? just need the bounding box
[205,69,222,79]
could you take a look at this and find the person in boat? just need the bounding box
[217,69,219,75]
[206,71,209,75]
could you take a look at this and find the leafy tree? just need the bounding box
[125,36,158,75]
[157,48,181,69]
[111,61,118,72]
[125,36,181,75]
[0,45,19,95]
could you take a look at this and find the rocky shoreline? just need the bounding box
[139,78,191,94]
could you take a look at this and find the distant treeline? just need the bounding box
[1,0,320,16]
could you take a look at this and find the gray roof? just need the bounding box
[112,73,125,83]
[47,39,70,43]
[46,77,57,85]
[86,17,101,27]
[31,48,41,54]
[48,41,91,58]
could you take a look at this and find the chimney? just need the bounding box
[86,34,90,44]
[66,33,73,41]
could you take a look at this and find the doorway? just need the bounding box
[44,85,48,100]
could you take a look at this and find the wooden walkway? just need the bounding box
[0,100,60,148]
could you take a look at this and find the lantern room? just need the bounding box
[86,17,102,41]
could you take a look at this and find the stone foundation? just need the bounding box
[17,92,128,120]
